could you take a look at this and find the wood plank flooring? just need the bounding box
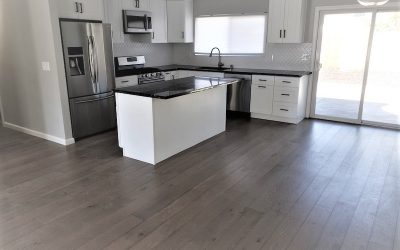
[0,118,399,250]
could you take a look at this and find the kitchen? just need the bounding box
[0,0,400,249]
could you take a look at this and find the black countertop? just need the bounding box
[115,64,312,78]
[115,76,240,99]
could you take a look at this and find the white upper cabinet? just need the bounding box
[58,0,81,19]
[267,0,306,44]
[80,0,104,20]
[122,0,150,11]
[150,0,168,43]
[103,0,125,43]
[57,0,104,21]
[167,0,193,43]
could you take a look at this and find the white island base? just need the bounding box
[116,86,227,165]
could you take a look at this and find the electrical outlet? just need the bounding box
[41,62,51,72]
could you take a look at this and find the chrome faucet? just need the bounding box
[209,47,224,69]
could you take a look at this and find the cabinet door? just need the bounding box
[150,0,168,43]
[104,0,124,43]
[283,0,304,43]
[58,0,80,19]
[250,84,274,115]
[80,0,104,20]
[267,0,285,44]
[167,0,193,43]
[122,0,149,10]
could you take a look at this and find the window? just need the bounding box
[194,15,267,55]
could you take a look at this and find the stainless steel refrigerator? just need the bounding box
[60,20,116,139]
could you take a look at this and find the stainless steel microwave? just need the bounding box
[123,10,153,34]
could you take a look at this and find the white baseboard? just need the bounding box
[3,122,75,146]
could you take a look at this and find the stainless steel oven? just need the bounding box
[123,10,153,34]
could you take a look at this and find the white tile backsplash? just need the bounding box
[172,43,313,71]
[113,38,312,71]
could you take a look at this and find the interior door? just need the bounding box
[312,11,373,122]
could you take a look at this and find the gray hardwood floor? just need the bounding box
[0,118,399,250]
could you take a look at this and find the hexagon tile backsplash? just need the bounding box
[113,41,312,71]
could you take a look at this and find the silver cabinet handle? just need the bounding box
[259,79,267,82]
[280,30,282,38]
[281,94,290,96]
[75,2,79,12]
[182,32,185,39]
[280,109,289,112]
[79,2,83,13]
[152,32,155,39]
[258,86,267,88]
[282,81,292,84]
[284,30,286,38]
[75,95,114,104]
[121,80,129,83]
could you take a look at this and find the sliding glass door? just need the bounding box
[312,8,400,128]
[362,11,400,126]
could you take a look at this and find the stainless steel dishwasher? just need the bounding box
[224,74,252,113]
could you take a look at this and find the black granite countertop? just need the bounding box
[115,64,312,78]
[115,76,240,99]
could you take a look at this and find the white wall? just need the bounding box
[0,0,73,144]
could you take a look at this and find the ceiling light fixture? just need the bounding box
[357,0,390,6]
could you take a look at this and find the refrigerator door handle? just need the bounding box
[87,35,99,93]
[74,94,114,104]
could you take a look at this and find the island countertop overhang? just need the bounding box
[114,76,240,99]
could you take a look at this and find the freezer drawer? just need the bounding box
[69,92,117,139]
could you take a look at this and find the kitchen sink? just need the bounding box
[197,66,231,71]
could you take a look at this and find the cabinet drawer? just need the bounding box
[273,102,298,118]
[273,87,299,103]
[250,85,273,115]
[252,75,275,86]
[274,76,300,88]
[115,76,138,88]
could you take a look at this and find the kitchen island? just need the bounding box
[115,76,240,165]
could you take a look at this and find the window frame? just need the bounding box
[193,13,269,57]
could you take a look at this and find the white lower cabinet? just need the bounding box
[115,76,138,88]
[250,75,309,124]
[250,75,274,115]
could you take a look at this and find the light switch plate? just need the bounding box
[41,62,51,72]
